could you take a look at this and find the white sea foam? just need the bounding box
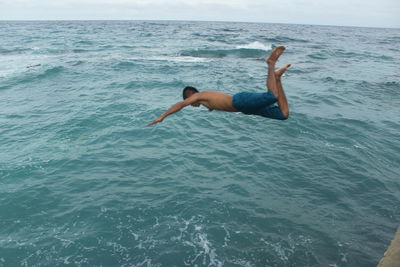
[222,225,230,247]
[193,233,223,267]
[131,232,139,241]
[133,258,154,267]
[128,55,209,63]
[152,56,209,63]
[236,41,272,51]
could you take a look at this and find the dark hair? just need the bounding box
[182,86,199,99]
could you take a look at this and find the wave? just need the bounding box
[147,56,209,63]
[180,44,271,59]
[288,67,320,74]
[222,28,238,32]
[378,36,400,45]
[307,48,395,61]
[0,46,32,55]
[114,61,139,70]
[0,66,65,90]
[307,50,363,60]
[68,60,85,66]
[38,66,64,78]
[357,80,400,93]
[331,49,390,60]
[307,52,328,60]
[115,56,210,67]
[119,45,136,49]
[260,36,310,43]
[72,48,88,53]
[0,46,91,56]
[122,79,186,90]
[322,76,347,84]
[191,32,242,44]
[235,41,272,51]
[74,40,94,45]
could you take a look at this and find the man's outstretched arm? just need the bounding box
[147,93,201,126]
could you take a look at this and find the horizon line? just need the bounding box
[0,19,399,30]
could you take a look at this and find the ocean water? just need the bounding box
[0,20,400,266]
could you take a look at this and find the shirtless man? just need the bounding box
[148,46,290,126]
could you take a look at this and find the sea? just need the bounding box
[0,20,399,267]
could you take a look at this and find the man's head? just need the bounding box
[182,86,200,106]
[182,86,199,99]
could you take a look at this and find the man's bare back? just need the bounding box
[148,46,290,126]
[193,91,237,112]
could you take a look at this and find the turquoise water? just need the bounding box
[1,21,400,266]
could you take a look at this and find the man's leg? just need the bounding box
[265,46,286,98]
[275,64,291,118]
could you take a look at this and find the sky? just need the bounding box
[0,0,399,28]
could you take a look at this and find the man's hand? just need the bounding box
[147,116,164,126]
[147,94,201,127]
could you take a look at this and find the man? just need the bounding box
[148,46,290,126]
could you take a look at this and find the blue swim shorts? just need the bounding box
[232,91,287,120]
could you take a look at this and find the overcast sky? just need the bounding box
[0,0,399,28]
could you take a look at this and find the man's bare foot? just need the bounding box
[275,64,291,78]
[266,46,285,65]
